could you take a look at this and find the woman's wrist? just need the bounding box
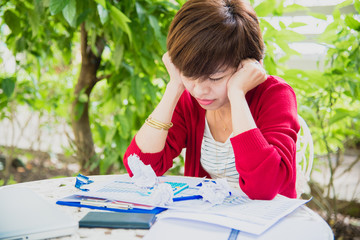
[151,80,184,119]
[166,80,185,97]
[228,88,246,103]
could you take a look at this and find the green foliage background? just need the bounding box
[0,0,359,180]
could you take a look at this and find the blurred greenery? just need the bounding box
[0,0,179,175]
[0,175,16,186]
[0,0,359,226]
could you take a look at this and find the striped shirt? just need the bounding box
[200,119,239,184]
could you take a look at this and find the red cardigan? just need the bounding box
[123,75,300,200]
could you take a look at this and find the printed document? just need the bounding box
[75,175,309,235]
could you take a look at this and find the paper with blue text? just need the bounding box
[70,175,309,235]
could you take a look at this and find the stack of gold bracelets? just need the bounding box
[145,116,173,131]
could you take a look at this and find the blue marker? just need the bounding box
[173,195,203,202]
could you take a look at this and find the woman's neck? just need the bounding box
[206,104,233,143]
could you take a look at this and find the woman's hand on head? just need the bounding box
[162,52,185,92]
[227,58,267,99]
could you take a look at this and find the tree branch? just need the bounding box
[80,23,88,60]
[96,74,112,82]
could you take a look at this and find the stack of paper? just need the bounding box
[57,175,310,236]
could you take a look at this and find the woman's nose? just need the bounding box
[193,80,210,97]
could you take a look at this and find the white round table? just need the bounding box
[2,175,334,240]
[2,175,147,240]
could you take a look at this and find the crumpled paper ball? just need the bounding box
[199,178,231,205]
[127,154,157,188]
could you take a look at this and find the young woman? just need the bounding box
[123,0,300,200]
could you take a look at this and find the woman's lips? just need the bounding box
[196,98,215,105]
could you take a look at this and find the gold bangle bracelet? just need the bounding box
[145,119,172,130]
[145,117,173,130]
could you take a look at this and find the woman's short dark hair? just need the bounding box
[167,0,265,79]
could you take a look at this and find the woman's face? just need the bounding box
[181,68,234,110]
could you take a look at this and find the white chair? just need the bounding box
[295,115,314,197]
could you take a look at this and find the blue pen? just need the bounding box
[173,195,203,202]
[196,180,232,196]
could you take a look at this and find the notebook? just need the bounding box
[79,211,157,229]
[0,187,78,240]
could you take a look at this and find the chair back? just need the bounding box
[295,115,314,197]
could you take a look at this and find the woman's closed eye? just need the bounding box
[209,76,224,81]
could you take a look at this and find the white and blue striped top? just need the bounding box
[200,119,239,184]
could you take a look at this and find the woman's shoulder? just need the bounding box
[246,75,296,104]
[265,75,290,87]
[256,75,295,94]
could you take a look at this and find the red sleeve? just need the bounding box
[123,93,188,176]
[231,77,300,200]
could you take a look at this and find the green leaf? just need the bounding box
[116,114,130,139]
[113,44,124,70]
[22,0,35,10]
[288,22,307,28]
[74,102,85,120]
[140,55,154,75]
[135,2,146,23]
[99,149,118,174]
[347,80,360,98]
[50,0,70,15]
[130,77,145,116]
[145,80,157,102]
[62,0,77,27]
[4,10,21,35]
[95,122,107,144]
[97,4,109,25]
[345,15,360,31]
[76,9,91,27]
[332,8,341,21]
[28,10,40,37]
[0,100,7,111]
[279,21,286,30]
[275,29,305,42]
[1,77,16,98]
[118,137,128,163]
[94,0,106,8]
[283,4,308,13]
[309,12,327,21]
[277,40,300,56]
[79,93,88,103]
[15,37,27,52]
[149,15,161,38]
[105,128,117,144]
[335,0,353,9]
[355,0,360,14]
[176,0,187,5]
[119,84,129,102]
[273,0,284,16]
[263,54,277,75]
[329,108,353,124]
[110,6,132,43]
[254,0,276,17]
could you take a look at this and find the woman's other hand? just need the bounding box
[227,58,267,99]
[162,52,185,92]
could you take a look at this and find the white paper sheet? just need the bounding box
[143,218,233,240]
[78,175,204,207]
[76,175,310,235]
[145,206,333,240]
